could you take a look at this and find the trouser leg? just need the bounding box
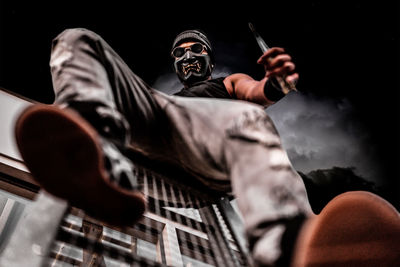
[49,28,312,264]
[163,96,313,265]
[50,28,166,148]
[49,28,170,188]
[225,107,313,266]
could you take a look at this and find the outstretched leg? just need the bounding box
[49,28,166,147]
[225,107,313,266]
[16,28,168,225]
[162,95,313,266]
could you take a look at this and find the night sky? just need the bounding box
[1,2,399,202]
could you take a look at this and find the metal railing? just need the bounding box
[0,159,251,267]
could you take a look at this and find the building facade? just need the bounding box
[0,88,251,267]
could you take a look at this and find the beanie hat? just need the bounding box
[172,30,214,63]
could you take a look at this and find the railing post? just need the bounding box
[0,190,68,267]
[217,197,254,267]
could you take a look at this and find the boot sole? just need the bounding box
[15,104,146,226]
[292,191,400,266]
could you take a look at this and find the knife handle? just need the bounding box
[275,75,297,94]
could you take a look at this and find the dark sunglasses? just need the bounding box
[171,42,206,58]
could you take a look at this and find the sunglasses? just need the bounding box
[171,42,206,58]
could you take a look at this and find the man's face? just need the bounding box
[175,42,208,75]
[172,41,213,86]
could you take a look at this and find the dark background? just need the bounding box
[1,1,399,204]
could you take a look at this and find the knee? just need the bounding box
[235,104,273,122]
[50,28,104,73]
[52,28,101,48]
[227,105,281,146]
[234,105,275,131]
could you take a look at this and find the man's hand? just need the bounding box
[224,47,299,106]
[256,47,299,85]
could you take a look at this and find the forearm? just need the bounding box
[239,78,270,106]
[225,73,287,107]
[239,77,285,107]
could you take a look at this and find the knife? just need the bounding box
[248,22,297,94]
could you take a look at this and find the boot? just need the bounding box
[291,191,400,267]
[15,104,146,226]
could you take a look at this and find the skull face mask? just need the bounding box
[171,30,215,87]
[173,46,213,86]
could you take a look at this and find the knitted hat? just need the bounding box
[172,30,214,63]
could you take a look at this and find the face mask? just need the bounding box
[172,43,214,86]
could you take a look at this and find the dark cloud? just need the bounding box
[299,166,398,214]
[267,92,383,184]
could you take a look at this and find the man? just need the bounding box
[171,30,298,105]
[15,28,312,266]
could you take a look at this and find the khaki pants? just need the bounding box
[50,28,312,266]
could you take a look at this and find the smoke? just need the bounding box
[152,73,181,95]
